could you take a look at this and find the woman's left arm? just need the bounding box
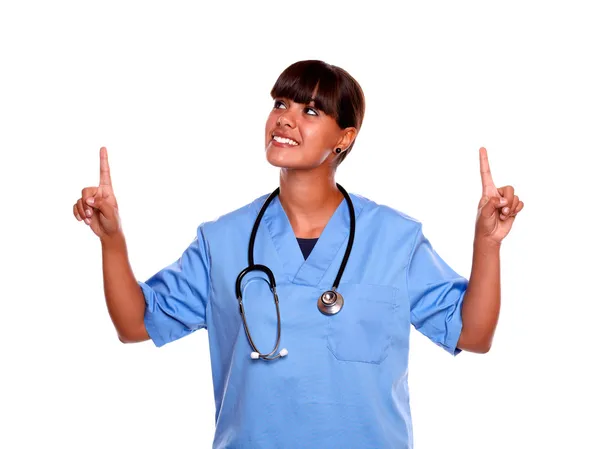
[457,147,524,353]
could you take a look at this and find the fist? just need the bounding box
[73,147,121,239]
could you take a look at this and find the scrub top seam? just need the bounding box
[262,200,298,284]
[405,222,423,326]
[200,224,215,330]
[249,193,291,280]
[305,193,367,288]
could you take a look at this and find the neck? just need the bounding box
[278,168,344,239]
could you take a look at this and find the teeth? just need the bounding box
[273,135,298,146]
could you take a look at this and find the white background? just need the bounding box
[1,1,599,448]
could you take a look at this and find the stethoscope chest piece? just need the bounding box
[318,290,344,315]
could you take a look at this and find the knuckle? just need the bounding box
[82,186,94,197]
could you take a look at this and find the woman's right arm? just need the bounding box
[76,147,210,347]
[74,147,148,343]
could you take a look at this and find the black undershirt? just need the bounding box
[297,238,319,260]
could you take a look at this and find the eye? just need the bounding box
[273,100,286,109]
[304,107,318,116]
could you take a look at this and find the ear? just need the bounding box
[336,127,358,152]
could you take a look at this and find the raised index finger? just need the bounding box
[479,147,496,194]
[99,146,112,186]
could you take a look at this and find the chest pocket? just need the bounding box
[326,283,398,364]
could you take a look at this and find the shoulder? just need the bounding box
[351,192,422,234]
[195,192,270,239]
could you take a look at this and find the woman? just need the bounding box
[73,60,524,448]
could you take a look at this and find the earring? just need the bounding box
[335,148,342,154]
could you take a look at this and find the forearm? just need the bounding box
[458,238,501,353]
[100,231,148,342]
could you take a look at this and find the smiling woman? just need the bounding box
[74,59,523,449]
[265,60,365,169]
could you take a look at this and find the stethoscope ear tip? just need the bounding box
[250,349,288,360]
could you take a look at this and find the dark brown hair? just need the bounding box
[270,60,366,166]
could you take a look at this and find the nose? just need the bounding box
[277,110,296,128]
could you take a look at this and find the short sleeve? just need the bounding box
[138,225,211,347]
[407,224,467,356]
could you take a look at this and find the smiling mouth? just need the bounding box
[272,134,299,146]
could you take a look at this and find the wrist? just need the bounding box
[101,230,126,249]
[474,235,501,252]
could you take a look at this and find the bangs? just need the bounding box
[270,60,339,119]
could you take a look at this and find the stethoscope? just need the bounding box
[235,183,356,361]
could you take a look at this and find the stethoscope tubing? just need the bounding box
[236,184,355,361]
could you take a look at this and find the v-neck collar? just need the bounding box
[255,191,365,287]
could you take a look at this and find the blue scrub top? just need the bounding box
[139,192,467,449]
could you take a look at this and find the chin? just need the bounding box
[265,152,300,169]
[265,142,325,170]
[265,145,302,169]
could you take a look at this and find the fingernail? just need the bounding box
[502,207,510,214]
[499,198,507,205]
[85,209,92,217]
[85,218,91,225]
[86,198,95,205]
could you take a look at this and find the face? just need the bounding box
[264,97,353,170]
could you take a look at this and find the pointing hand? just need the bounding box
[475,147,524,245]
[73,147,121,240]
